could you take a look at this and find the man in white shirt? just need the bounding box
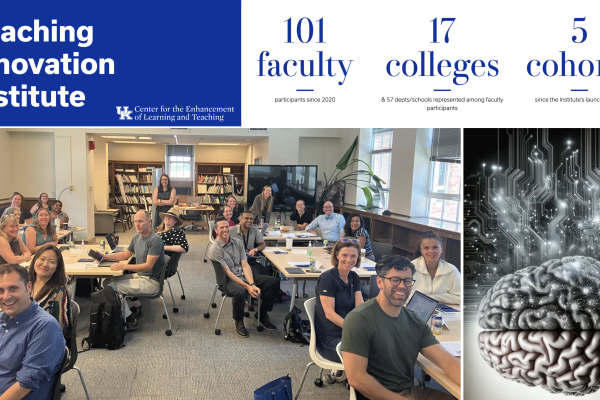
[306,201,345,242]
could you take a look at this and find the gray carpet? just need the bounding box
[59,226,449,400]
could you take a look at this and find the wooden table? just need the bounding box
[263,246,376,311]
[416,319,461,399]
[56,227,85,243]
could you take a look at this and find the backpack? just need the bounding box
[82,287,126,350]
[283,306,310,345]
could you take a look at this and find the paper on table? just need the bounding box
[440,341,461,356]
[292,249,307,254]
[298,232,317,237]
[442,312,461,322]
[262,248,277,252]
[288,262,310,268]
[282,233,295,238]
[65,263,98,270]
[267,231,281,236]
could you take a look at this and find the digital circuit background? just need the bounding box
[463,128,600,322]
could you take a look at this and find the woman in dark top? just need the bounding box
[30,192,51,217]
[217,195,241,223]
[6,192,33,225]
[0,214,31,264]
[212,205,236,239]
[30,243,71,337]
[289,199,312,230]
[155,208,189,258]
[342,213,375,261]
[314,241,363,363]
[152,174,177,229]
[248,185,273,225]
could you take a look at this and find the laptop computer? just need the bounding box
[406,291,440,322]
[283,220,299,230]
[260,223,269,236]
[105,233,124,253]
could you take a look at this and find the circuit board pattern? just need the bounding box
[464,129,600,321]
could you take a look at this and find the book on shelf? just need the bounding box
[125,169,136,173]
[198,175,222,184]
[138,167,147,172]
[115,168,124,172]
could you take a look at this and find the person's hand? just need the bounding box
[110,263,127,271]
[248,285,261,298]
[248,249,258,257]
[18,252,32,263]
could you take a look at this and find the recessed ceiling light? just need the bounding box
[138,136,152,140]
[198,143,240,146]
[114,141,157,144]
[102,136,136,139]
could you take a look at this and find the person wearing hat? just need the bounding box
[156,207,189,258]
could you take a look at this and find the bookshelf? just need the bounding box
[196,163,245,206]
[108,161,164,211]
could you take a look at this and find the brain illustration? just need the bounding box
[479,257,600,330]
[479,331,600,396]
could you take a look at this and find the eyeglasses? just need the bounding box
[379,276,416,287]
[340,238,359,244]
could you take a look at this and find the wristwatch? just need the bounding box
[250,283,256,287]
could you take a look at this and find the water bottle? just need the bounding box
[307,242,313,258]
[68,241,75,258]
[431,311,443,335]
[81,240,86,254]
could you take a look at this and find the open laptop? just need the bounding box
[406,291,440,322]
[105,234,124,253]
[283,220,299,230]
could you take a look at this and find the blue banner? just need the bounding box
[0,0,241,126]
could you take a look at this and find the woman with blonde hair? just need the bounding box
[30,192,51,217]
[22,208,58,253]
[0,214,31,264]
[248,185,273,225]
[29,243,71,336]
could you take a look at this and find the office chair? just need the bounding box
[61,300,91,399]
[370,241,393,262]
[336,343,358,400]
[203,220,216,262]
[50,348,69,400]
[163,253,184,318]
[205,260,263,335]
[295,297,346,400]
[124,260,173,336]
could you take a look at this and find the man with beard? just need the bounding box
[341,255,460,400]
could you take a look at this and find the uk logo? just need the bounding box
[116,106,133,120]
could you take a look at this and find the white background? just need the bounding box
[242,0,600,127]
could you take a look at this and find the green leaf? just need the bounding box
[361,187,374,208]
[336,136,358,170]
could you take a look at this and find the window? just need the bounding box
[427,128,461,223]
[371,129,393,208]
[168,156,192,179]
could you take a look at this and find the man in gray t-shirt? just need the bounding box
[341,256,460,400]
[101,210,165,329]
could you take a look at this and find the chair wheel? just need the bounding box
[60,384,66,393]
[244,312,250,318]
[303,294,308,298]
[181,295,186,300]
[173,308,179,313]
[314,378,323,387]
[284,334,290,341]
[215,329,221,335]
[257,326,264,332]
[165,330,172,336]
[211,303,217,308]
[248,306,255,311]
[203,259,207,262]
[204,312,210,318]
[163,313,167,319]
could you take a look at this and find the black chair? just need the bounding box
[124,260,173,336]
[163,253,184,318]
[60,300,91,399]
[205,260,262,335]
[370,241,394,262]
[181,210,203,231]
[51,347,69,400]
[115,206,129,233]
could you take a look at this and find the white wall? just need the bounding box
[108,142,165,161]
[9,131,56,197]
[252,137,269,164]
[93,139,109,210]
[298,137,341,184]
[387,128,433,216]
[195,145,248,163]
[0,130,12,199]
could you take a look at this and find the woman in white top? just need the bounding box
[410,231,461,305]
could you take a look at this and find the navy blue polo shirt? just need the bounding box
[314,266,361,337]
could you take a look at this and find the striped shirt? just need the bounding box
[352,227,373,256]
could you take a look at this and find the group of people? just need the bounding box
[0,182,461,400]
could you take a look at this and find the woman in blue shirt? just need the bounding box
[342,213,375,261]
[22,208,57,253]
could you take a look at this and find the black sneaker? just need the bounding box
[130,305,143,319]
[235,320,248,337]
[254,312,277,330]
[126,315,138,331]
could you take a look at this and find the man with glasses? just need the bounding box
[341,255,460,400]
[306,201,345,242]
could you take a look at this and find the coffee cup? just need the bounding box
[62,223,68,230]
[285,238,293,251]
[361,249,366,263]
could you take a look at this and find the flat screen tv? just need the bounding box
[247,165,318,211]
